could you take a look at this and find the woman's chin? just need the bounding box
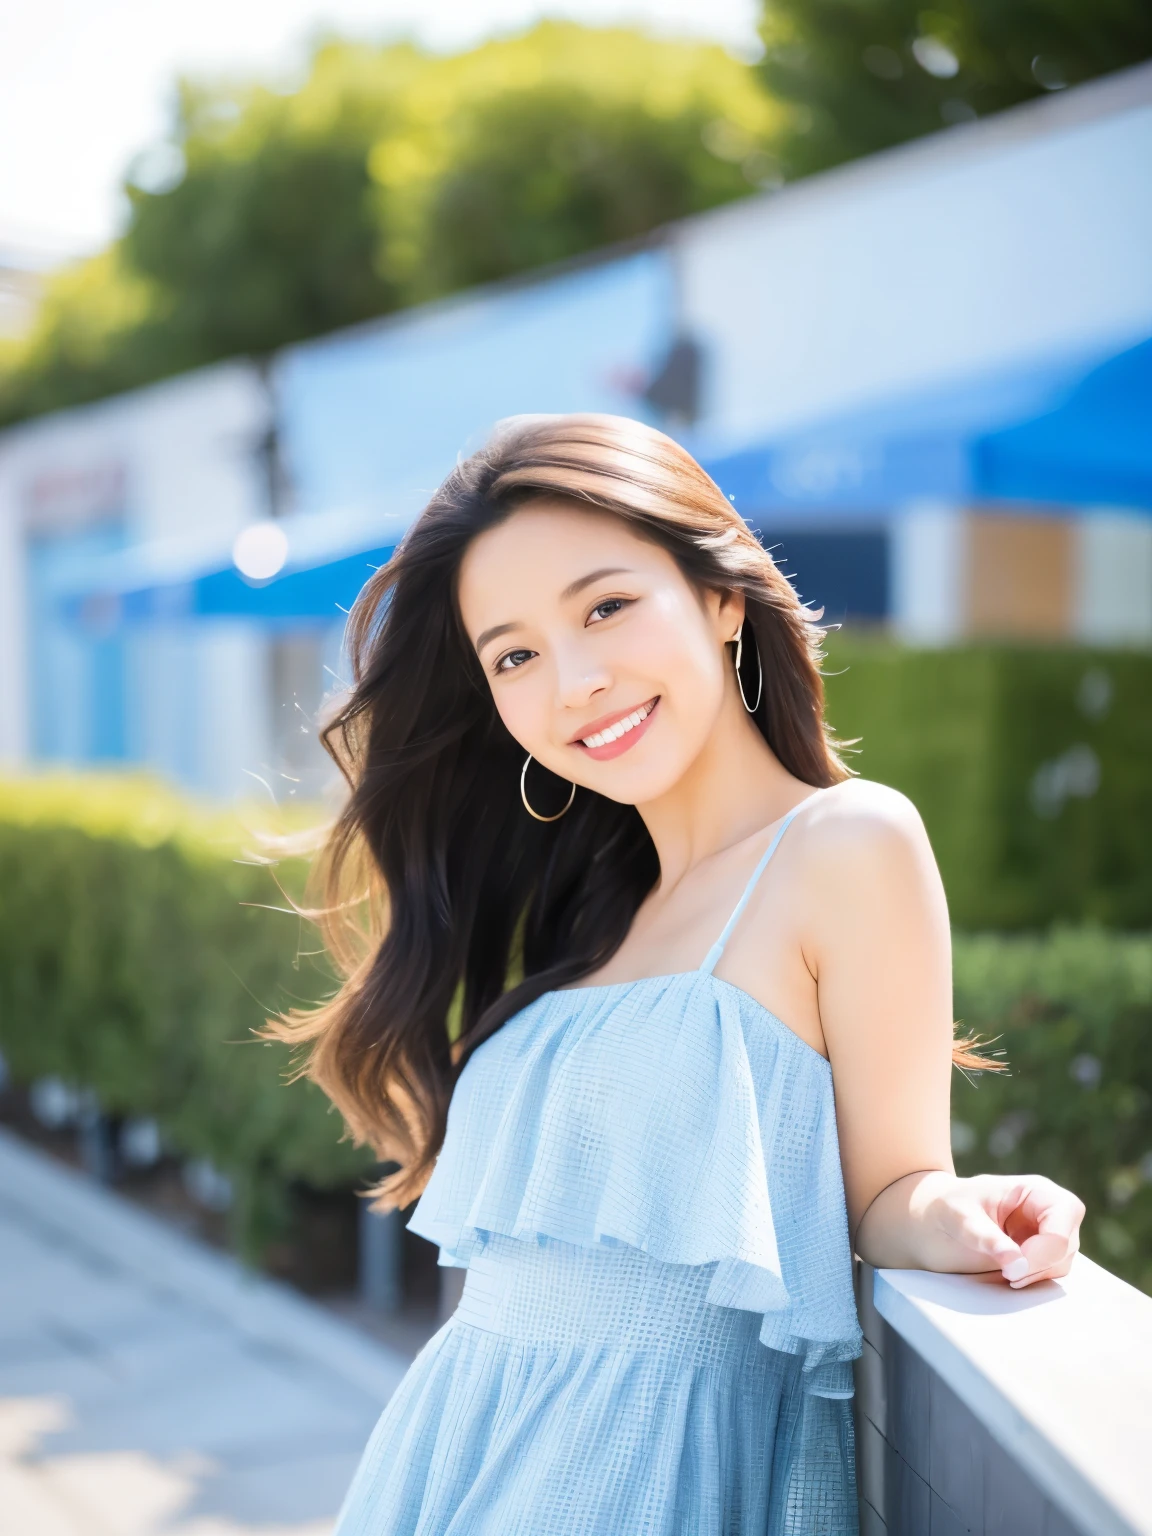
[577,758,691,808]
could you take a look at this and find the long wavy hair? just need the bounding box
[266,414,983,1207]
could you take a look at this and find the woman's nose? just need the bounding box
[554,646,611,710]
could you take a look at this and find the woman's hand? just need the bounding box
[911,1171,1085,1288]
[855,1169,1085,1285]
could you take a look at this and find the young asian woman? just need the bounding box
[269,414,1083,1536]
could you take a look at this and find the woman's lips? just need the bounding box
[573,697,660,762]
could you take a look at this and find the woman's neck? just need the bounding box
[636,693,810,893]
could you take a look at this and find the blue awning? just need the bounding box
[977,338,1152,506]
[702,334,1152,517]
[58,505,412,630]
[60,331,1152,633]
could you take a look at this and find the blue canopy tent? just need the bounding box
[701,334,1152,518]
[57,506,411,631]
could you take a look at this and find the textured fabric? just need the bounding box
[335,1234,857,1536]
[336,802,862,1533]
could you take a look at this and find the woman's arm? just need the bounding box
[803,782,1084,1290]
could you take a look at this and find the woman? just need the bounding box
[275,415,1084,1534]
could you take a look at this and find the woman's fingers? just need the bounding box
[1006,1256,1075,1290]
[1008,1247,1071,1288]
[1012,1231,1075,1284]
[996,1178,1085,1287]
[936,1190,1026,1274]
[1001,1175,1085,1240]
[933,1175,1085,1286]
[1005,1236,1079,1288]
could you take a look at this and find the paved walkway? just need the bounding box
[0,1127,409,1535]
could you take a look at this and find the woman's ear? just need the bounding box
[715,586,747,645]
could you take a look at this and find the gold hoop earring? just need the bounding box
[520,754,576,822]
[734,622,763,714]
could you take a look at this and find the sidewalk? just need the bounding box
[0,1127,409,1535]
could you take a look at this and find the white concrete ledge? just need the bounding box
[870,1256,1152,1536]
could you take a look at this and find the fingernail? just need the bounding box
[1003,1257,1029,1281]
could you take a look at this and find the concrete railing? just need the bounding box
[855,1256,1152,1535]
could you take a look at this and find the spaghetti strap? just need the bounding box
[698,792,823,975]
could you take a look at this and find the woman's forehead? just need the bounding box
[458,503,675,620]
[471,500,650,561]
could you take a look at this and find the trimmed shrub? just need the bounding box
[824,642,1152,930]
[0,774,372,1256]
[951,928,1152,1293]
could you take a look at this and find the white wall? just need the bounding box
[1075,512,1152,645]
[889,502,967,645]
[677,68,1152,453]
[0,362,275,795]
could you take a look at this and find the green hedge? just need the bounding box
[0,774,372,1256]
[825,642,1152,930]
[952,927,1152,1294]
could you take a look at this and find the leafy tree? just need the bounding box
[0,24,777,426]
[369,24,778,298]
[0,250,160,423]
[121,50,418,363]
[759,0,1152,178]
[411,89,757,294]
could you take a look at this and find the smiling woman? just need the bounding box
[461,503,762,798]
[266,414,1084,1536]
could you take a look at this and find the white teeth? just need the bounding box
[581,701,653,749]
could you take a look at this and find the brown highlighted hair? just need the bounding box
[264,415,976,1207]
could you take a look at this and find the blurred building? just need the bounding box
[677,61,1152,642]
[0,364,274,796]
[0,255,674,798]
[0,62,1148,799]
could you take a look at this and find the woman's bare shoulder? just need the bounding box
[776,781,949,972]
[793,778,932,883]
[805,776,924,836]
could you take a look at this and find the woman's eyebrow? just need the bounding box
[475,568,634,654]
[475,621,518,655]
[560,566,632,601]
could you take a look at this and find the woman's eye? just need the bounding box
[588,598,628,623]
[495,649,536,674]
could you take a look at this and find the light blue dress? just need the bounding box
[335,803,862,1534]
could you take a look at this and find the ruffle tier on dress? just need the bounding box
[410,971,862,1393]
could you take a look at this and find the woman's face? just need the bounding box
[457,501,744,806]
